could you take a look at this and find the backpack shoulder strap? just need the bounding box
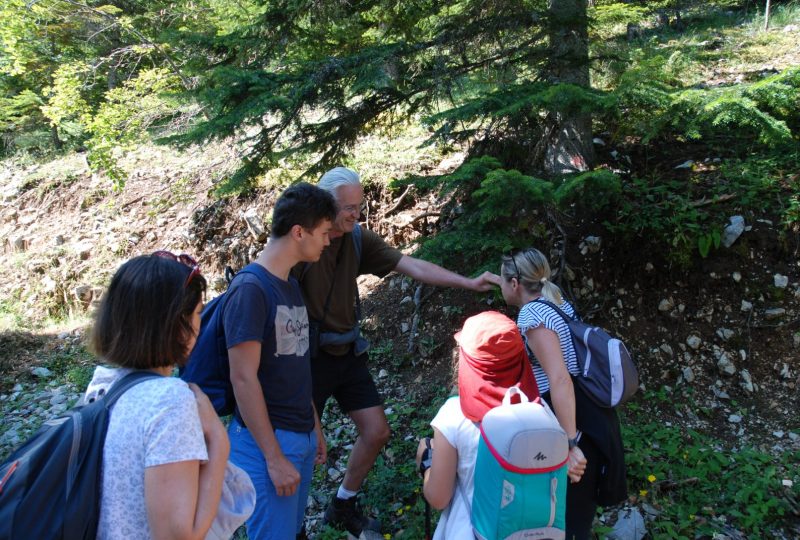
[236,263,272,293]
[352,222,363,265]
[530,298,577,323]
[103,371,162,409]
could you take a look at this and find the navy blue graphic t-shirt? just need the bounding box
[223,265,314,432]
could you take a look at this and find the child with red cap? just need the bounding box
[415,310,567,539]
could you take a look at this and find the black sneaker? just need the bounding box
[322,495,381,538]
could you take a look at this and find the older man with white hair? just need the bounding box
[294,166,497,537]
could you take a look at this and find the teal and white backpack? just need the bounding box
[471,387,569,540]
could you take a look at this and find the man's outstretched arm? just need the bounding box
[394,255,499,292]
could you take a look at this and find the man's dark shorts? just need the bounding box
[311,346,383,416]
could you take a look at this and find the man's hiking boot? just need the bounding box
[323,495,381,539]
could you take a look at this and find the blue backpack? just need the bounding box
[470,387,569,540]
[180,263,272,416]
[0,371,159,540]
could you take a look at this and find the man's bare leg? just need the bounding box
[341,405,391,491]
[323,405,390,536]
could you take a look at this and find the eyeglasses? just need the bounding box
[339,201,366,215]
[504,248,523,281]
[152,250,201,287]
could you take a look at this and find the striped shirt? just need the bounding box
[517,298,579,395]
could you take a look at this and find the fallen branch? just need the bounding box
[384,185,413,216]
[654,477,699,492]
[406,212,441,226]
[689,193,736,208]
[407,284,424,353]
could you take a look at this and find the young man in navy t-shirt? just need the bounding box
[224,183,337,540]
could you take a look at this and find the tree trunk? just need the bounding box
[51,124,63,150]
[764,0,772,30]
[543,0,594,175]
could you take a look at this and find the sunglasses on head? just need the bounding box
[151,250,201,287]
[503,248,523,281]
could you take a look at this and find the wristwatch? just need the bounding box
[568,436,580,450]
[419,437,433,475]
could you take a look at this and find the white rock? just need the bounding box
[658,298,674,312]
[740,370,754,393]
[784,479,795,488]
[592,138,605,146]
[739,349,746,361]
[774,274,789,288]
[674,160,694,169]
[716,328,734,341]
[721,215,745,248]
[794,333,800,348]
[378,369,388,379]
[732,271,742,282]
[686,335,701,350]
[660,344,674,356]
[740,300,753,312]
[645,263,654,272]
[789,432,800,442]
[773,431,785,438]
[784,24,799,32]
[780,363,792,379]
[31,367,53,378]
[243,208,266,240]
[728,414,742,423]
[400,322,409,333]
[764,308,786,320]
[717,353,736,375]
[606,507,646,540]
[682,367,695,383]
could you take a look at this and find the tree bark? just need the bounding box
[764,0,772,31]
[543,0,594,175]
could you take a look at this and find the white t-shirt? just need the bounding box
[87,369,208,540]
[430,396,480,540]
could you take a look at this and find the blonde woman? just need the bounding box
[496,248,626,539]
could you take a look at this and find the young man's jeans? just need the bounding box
[228,418,317,540]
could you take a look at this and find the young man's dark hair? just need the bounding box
[91,255,207,369]
[271,182,337,238]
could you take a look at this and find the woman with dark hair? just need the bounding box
[497,248,625,539]
[86,252,230,540]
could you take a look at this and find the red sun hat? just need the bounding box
[456,311,539,422]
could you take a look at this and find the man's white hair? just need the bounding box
[318,167,361,195]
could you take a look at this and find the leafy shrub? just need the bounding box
[85,67,183,189]
[400,156,556,270]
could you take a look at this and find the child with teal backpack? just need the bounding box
[416,311,586,540]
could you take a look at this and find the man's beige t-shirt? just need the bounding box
[294,226,402,355]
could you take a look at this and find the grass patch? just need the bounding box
[621,390,800,538]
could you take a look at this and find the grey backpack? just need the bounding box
[536,299,639,408]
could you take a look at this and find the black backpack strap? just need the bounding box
[103,371,162,409]
[530,298,578,323]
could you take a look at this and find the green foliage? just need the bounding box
[406,156,555,269]
[0,88,46,153]
[611,58,800,151]
[622,391,800,537]
[85,67,183,189]
[553,169,622,211]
